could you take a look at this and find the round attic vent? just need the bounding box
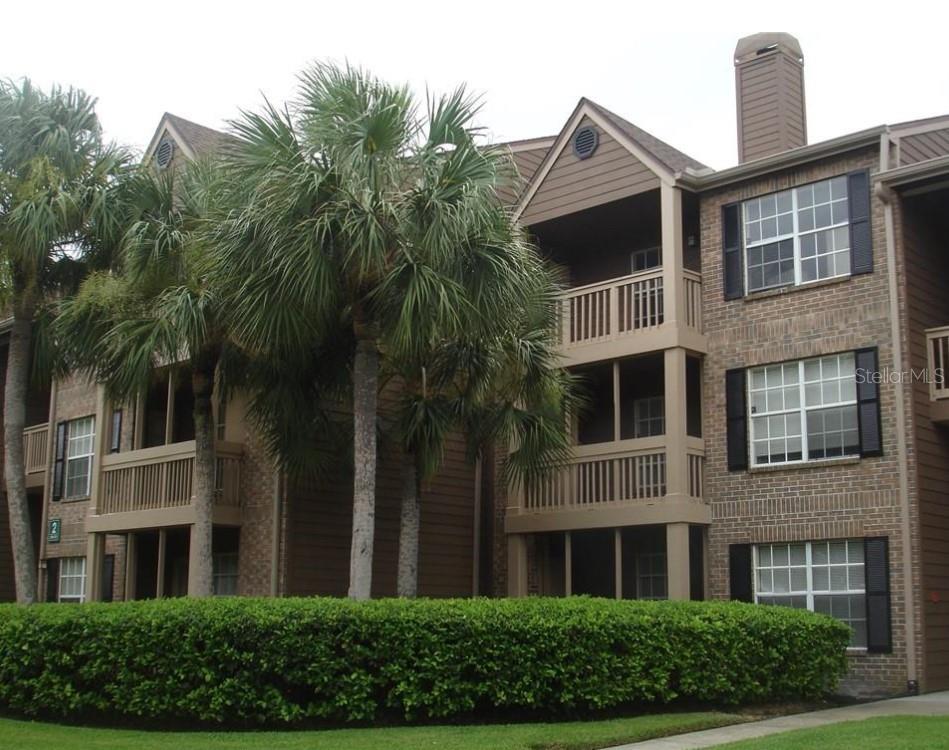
[572,126,598,159]
[155,139,174,169]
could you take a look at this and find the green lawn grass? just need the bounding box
[719,715,949,749]
[0,712,741,750]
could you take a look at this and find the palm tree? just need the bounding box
[218,63,543,599]
[56,158,232,597]
[388,229,579,597]
[0,79,127,604]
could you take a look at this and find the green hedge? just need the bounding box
[0,597,849,725]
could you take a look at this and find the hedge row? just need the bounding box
[0,597,850,725]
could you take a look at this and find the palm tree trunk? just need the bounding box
[187,358,217,598]
[397,449,421,598]
[3,305,36,604]
[348,337,378,600]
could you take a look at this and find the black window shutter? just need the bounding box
[46,558,59,602]
[726,368,749,471]
[848,170,873,275]
[101,554,115,603]
[722,202,744,299]
[52,422,68,501]
[110,410,122,454]
[855,348,882,457]
[729,544,753,602]
[864,537,892,653]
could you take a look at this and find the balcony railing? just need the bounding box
[519,436,706,514]
[560,268,702,352]
[97,440,243,516]
[927,325,949,401]
[23,423,48,478]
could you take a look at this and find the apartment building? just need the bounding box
[1,32,948,698]
[496,33,949,698]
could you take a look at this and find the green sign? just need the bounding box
[47,518,61,543]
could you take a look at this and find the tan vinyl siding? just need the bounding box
[901,194,949,691]
[899,128,949,166]
[520,117,659,226]
[736,53,807,163]
[284,386,475,598]
[497,144,550,206]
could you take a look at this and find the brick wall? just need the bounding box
[37,378,279,600]
[699,146,921,696]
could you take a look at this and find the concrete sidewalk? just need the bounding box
[607,691,949,749]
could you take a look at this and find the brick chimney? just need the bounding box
[734,32,807,163]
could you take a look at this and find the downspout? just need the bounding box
[875,137,918,690]
[36,380,58,601]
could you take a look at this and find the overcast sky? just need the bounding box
[4,1,948,170]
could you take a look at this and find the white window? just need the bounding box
[631,246,661,273]
[213,552,239,596]
[65,417,95,499]
[636,552,667,600]
[748,353,859,466]
[754,540,867,648]
[633,396,665,438]
[743,176,850,292]
[58,557,86,603]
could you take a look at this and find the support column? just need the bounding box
[660,183,686,326]
[124,532,137,601]
[84,532,104,602]
[612,361,621,441]
[664,347,688,499]
[507,534,528,597]
[156,529,167,598]
[187,524,206,597]
[666,523,691,601]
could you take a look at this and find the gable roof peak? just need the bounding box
[581,98,708,173]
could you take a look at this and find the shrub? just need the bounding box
[0,597,849,725]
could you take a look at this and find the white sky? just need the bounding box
[4,1,948,170]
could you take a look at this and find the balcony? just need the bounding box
[86,440,244,533]
[505,436,708,534]
[559,268,703,366]
[23,423,48,489]
[927,326,949,423]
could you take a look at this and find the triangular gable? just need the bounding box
[496,136,556,206]
[516,100,674,226]
[142,114,197,168]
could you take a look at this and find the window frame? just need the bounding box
[630,246,662,274]
[747,353,859,467]
[753,540,867,649]
[635,551,667,600]
[64,416,95,499]
[212,551,239,596]
[632,396,665,438]
[57,556,87,603]
[742,176,851,294]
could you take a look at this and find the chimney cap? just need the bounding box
[735,33,803,64]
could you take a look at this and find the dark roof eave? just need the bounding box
[677,126,885,190]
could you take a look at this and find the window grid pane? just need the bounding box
[213,553,239,596]
[64,417,95,498]
[744,177,851,292]
[634,397,665,438]
[637,552,667,600]
[749,354,859,467]
[755,540,867,648]
[58,556,86,603]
